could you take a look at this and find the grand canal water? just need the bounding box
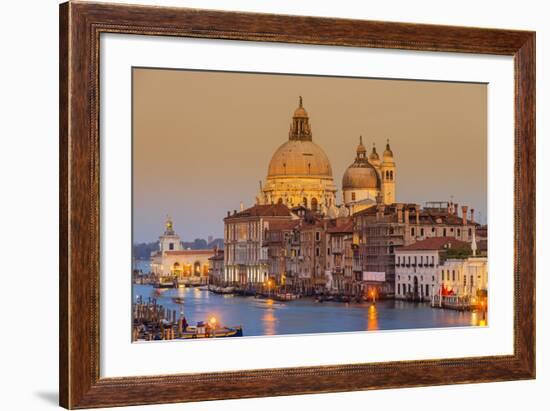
[133,284,484,337]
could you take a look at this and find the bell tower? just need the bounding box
[381,139,396,204]
[159,216,182,253]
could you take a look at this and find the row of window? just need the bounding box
[396,255,435,266]
[397,283,431,296]
[410,227,472,238]
[441,269,475,286]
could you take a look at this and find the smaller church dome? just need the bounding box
[342,136,381,190]
[342,165,380,190]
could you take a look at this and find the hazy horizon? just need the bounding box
[133,68,487,243]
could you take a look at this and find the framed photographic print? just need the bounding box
[59,1,535,408]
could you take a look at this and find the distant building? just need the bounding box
[208,249,224,285]
[150,217,214,281]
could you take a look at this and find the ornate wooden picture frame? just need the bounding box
[59,1,535,408]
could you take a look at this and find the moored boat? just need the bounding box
[179,320,243,339]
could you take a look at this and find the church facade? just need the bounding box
[150,217,215,281]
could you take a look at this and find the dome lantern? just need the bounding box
[356,135,367,159]
[288,96,312,141]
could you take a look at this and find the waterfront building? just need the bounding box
[395,237,468,301]
[208,249,224,285]
[295,214,331,292]
[395,235,487,304]
[353,201,478,295]
[150,217,215,281]
[257,97,337,212]
[325,217,354,293]
[263,219,300,287]
[223,203,296,285]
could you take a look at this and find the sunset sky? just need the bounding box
[133,68,487,243]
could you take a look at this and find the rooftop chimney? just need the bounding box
[461,206,468,225]
[470,208,475,223]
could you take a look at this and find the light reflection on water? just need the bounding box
[134,285,485,338]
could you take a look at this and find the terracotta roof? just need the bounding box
[353,203,477,226]
[164,249,215,256]
[398,237,469,251]
[326,217,354,233]
[225,204,293,219]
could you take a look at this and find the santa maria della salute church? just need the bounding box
[256,96,396,216]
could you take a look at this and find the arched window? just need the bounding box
[311,197,318,212]
[303,197,308,207]
[351,192,356,201]
[277,198,283,205]
[194,261,201,276]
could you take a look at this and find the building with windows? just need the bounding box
[208,249,224,285]
[353,201,478,295]
[395,235,487,304]
[223,203,296,285]
[325,217,355,293]
[395,237,468,301]
[263,219,300,287]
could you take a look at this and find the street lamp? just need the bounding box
[370,289,376,305]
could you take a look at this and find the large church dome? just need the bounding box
[267,140,333,178]
[258,97,337,212]
[267,96,333,179]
